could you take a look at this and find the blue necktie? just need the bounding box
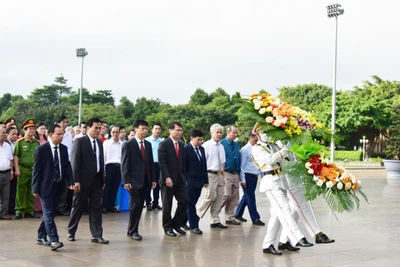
[195,147,202,161]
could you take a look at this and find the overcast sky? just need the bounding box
[1,0,399,105]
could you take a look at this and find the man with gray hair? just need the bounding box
[220,125,241,225]
[197,124,228,229]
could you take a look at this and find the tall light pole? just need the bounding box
[326,4,344,162]
[76,48,88,125]
[359,136,369,162]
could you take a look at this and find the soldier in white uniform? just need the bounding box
[278,148,335,246]
[252,127,313,255]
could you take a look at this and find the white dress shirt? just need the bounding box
[103,139,123,165]
[62,130,73,161]
[202,139,226,172]
[0,142,13,171]
[49,140,62,176]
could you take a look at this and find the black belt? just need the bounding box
[107,163,120,166]
[0,169,11,174]
[245,173,259,178]
[225,171,238,175]
[262,170,280,176]
[207,170,221,175]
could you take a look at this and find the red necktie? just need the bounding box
[140,141,146,174]
[175,141,179,158]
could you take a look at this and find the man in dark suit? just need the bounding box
[32,124,74,250]
[121,120,156,241]
[158,121,188,237]
[185,129,208,235]
[67,117,109,244]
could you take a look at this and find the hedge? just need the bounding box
[334,150,362,161]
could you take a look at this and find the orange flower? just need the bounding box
[352,181,359,191]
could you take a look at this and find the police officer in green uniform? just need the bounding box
[13,119,40,219]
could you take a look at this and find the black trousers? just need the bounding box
[127,185,148,235]
[146,163,160,206]
[56,179,68,212]
[186,186,202,229]
[103,164,121,210]
[8,173,17,214]
[68,174,103,238]
[38,181,63,242]
[161,180,188,231]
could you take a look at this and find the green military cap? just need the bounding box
[5,118,16,127]
[22,118,36,129]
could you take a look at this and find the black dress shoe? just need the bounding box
[25,213,40,218]
[91,237,109,244]
[190,228,203,235]
[263,245,282,255]
[174,227,186,235]
[111,207,121,213]
[165,229,177,237]
[0,215,12,220]
[37,238,50,246]
[296,237,314,247]
[235,216,247,222]
[181,224,190,230]
[316,233,335,244]
[252,219,265,226]
[210,222,228,229]
[15,214,22,220]
[67,234,75,242]
[82,210,88,215]
[101,208,108,214]
[226,220,241,225]
[146,205,153,211]
[50,241,64,250]
[152,204,162,210]
[130,232,143,241]
[278,241,300,251]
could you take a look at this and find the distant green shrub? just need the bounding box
[334,151,362,161]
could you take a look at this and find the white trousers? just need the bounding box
[279,184,321,243]
[263,189,304,248]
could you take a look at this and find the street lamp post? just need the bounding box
[359,136,369,162]
[326,3,344,162]
[76,48,88,125]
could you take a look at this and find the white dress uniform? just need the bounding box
[252,141,305,248]
[279,151,321,242]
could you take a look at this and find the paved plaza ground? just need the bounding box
[1,169,399,267]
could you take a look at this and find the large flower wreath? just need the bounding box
[238,92,368,213]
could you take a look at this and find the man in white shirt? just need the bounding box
[0,127,13,220]
[73,122,87,140]
[197,123,228,229]
[102,126,123,213]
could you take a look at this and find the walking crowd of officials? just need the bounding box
[0,116,334,255]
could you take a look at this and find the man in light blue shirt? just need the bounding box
[144,123,164,210]
[234,131,265,226]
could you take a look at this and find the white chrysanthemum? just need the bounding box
[313,175,319,181]
[305,162,312,169]
[337,182,343,190]
[273,120,280,127]
[307,169,314,174]
[316,179,324,187]
[259,108,266,114]
[326,181,333,188]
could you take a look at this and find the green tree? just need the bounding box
[91,90,115,106]
[189,88,211,105]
